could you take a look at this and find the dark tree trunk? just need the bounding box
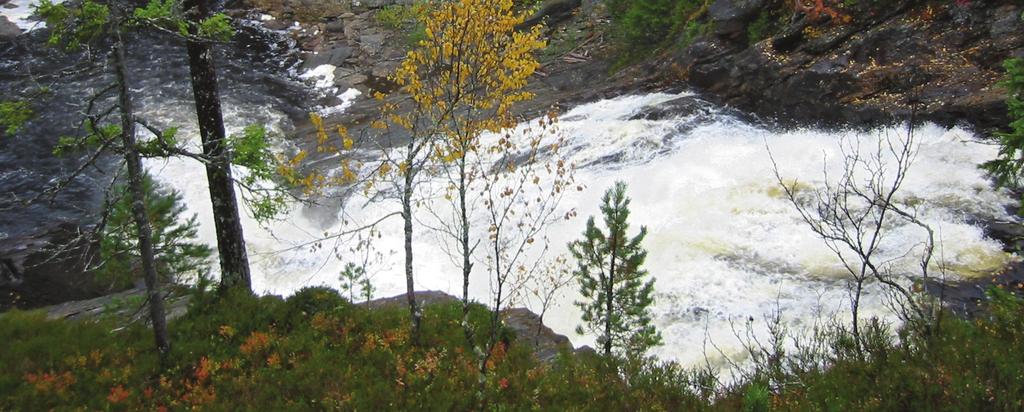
[403,146,421,341]
[113,26,170,358]
[605,238,616,358]
[183,0,252,292]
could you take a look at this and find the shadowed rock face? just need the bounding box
[0,225,119,311]
[663,0,1024,132]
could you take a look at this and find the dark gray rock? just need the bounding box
[363,290,458,309]
[42,287,191,323]
[0,16,21,42]
[708,0,765,42]
[358,33,385,55]
[333,67,368,87]
[262,18,293,31]
[628,96,709,121]
[520,0,582,29]
[325,18,345,33]
[303,46,354,69]
[503,308,572,362]
[991,5,1022,37]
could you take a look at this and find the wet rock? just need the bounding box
[771,20,807,53]
[0,225,121,310]
[301,34,324,50]
[0,16,21,42]
[303,46,354,69]
[262,18,293,31]
[628,96,708,121]
[333,66,368,88]
[983,218,1024,253]
[708,0,764,42]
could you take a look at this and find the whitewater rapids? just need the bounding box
[139,91,1017,368]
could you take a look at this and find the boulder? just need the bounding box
[370,61,397,78]
[358,33,385,55]
[991,5,1022,37]
[0,16,20,42]
[332,67,368,88]
[325,18,344,33]
[502,308,573,362]
[708,0,765,42]
[303,46,354,69]
[262,18,293,31]
[520,0,581,28]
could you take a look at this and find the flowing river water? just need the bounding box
[2,4,1018,368]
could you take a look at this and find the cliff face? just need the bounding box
[658,0,1024,131]
[263,0,1024,149]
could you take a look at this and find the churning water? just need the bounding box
[151,90,1016,367]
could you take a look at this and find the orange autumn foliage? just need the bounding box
[239,331,273,355]
[24,371,76,394]
[793,0,841,22]
[106,385,130,404]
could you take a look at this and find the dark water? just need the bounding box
[0,18,313,244]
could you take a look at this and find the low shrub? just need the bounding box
[4,286,1024,410]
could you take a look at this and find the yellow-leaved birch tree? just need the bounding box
[305,0,547,342]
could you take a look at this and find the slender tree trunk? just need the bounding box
[852,274,864,353]
[483,233,504,373]
[605,239,616,357]
[403,147,421,341]
[459,157,474,346]
[183,0,252,293]
[113,26,170,358]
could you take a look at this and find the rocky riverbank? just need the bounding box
[32,288,579,361]
[661,0,1024,131]
[265,0,1023,155]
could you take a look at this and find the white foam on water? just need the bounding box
[298,64,336,90]
[146,91,1017,370]
[319,88,361,116]
[1,0,46,31]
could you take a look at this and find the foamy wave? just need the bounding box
[145,91,1017,369]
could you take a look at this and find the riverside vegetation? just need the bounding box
[4,0,1024,410]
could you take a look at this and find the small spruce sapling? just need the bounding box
[96,173,211,290]
[569,181,661,358]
